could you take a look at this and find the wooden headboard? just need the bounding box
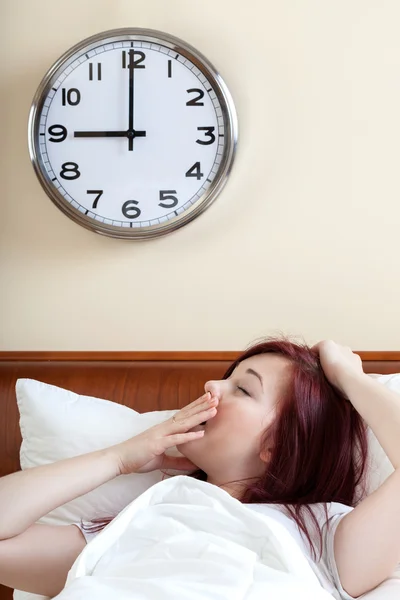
[0,350,400,600]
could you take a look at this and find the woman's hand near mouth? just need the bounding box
[112,392,218,475]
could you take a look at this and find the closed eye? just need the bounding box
[237,386,250,396]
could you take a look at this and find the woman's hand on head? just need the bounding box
[112,392,218,476]
[311,340,365,394]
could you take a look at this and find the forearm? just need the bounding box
[0,448,120,540]
[341,371,400,469]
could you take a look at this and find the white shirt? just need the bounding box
[245,502,356,600]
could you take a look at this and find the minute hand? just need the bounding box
[128,48,135,151]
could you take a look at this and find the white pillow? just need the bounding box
[13,374,399,600]
[14,378,183,600]
[16,379,183,526]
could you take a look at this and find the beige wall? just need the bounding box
[1,0,399,351]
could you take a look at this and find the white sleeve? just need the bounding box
[321,512,366,600]
[310,500,400,600]
[72,522,100,545]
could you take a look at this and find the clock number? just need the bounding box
[62,88,81,106]
[89,62,102,80]
[185,162,204,180]
[196,126,216,145]
[48,124,68,142]
[168,59,172,78]
[121,50,146,69]
[122,200,141,219]
[60,162,81,180]
[186,89,205,106]
[159,190,178,209]
[87,190,103,209]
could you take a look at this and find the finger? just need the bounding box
[188,391,219,411]
[311,341,322,352]
[179,392,211,415]
[154,392,210,429]
[171,405,218,432]
[161,430,205,449]
[155,396,214,437]
[171,393,215,424]
[168,393,209,426]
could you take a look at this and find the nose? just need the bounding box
[204,380,224,400]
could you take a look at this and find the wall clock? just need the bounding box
[28,28,238,239]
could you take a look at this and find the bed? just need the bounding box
[0,349,399,600]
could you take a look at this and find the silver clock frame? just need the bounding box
[28,28,238,240]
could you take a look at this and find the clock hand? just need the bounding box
[74,130,146,138]
[128,48,135,151]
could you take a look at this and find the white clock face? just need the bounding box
[29,31,237,238]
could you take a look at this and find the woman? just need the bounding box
[0,338,399,599]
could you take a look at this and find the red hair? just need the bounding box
[83,335,369,562]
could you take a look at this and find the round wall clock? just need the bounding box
[28,28,238,239]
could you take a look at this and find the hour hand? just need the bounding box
[74,130,146,138]
[74,130,127,137]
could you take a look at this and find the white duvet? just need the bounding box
[56,475,334,600]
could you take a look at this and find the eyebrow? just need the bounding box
[245,368,264,392]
